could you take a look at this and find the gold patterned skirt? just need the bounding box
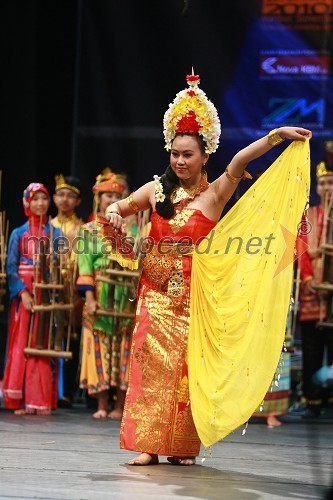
[120,267,200,456]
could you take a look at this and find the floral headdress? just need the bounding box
[163,73,221,154]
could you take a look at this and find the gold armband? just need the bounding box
[267,129,285,146]
[302,275,313,285]
[126,193,139,213]
[225,166,253,184]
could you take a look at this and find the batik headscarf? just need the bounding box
[23,183,50,216]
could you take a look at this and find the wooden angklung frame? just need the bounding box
[94,210,150,321]
[24,222,75,359]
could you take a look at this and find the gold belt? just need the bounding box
[142,243,193,291]
[146,243,194,256]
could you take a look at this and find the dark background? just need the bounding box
[0,0,261,227]
[1,0,332,226]
[0,1,78,224]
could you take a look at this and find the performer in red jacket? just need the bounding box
[299,142,333,418]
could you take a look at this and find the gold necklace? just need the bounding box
[171,171,209,206]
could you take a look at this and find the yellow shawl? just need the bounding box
[189,140,310,447]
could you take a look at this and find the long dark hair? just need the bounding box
[155,165,179,219]
[155,134,207,219]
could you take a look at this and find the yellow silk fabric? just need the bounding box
[189,140,310,447]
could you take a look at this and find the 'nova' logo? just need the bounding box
[260,56,330,75]
[263,98,325,124]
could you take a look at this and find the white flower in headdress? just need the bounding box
[156,191,165,203]
[154,175,165,203]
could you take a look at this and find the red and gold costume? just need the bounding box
[121,209,215,456]
[120,74,310,452]
[299,205,326,321]
[120,140,310,452]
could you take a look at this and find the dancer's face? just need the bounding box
[170,135,208,182]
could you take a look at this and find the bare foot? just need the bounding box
[267,415,282,428]
[167,456,196,465]
[128,453,159,466]
[14,409,27,415]
[108,408,123,420]
[92,409,107,419]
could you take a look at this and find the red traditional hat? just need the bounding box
[93,168,127,195]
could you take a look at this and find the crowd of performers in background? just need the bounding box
[0,169,139,419]
[0,146,332,424]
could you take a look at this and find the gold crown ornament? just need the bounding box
[316,161,333,178]
[55,174,80,195]
[163,71,221,154]
[316,141,333,178]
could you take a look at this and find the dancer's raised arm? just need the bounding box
[213,126,312,206]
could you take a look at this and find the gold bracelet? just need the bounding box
[126,193,139,213]
[225,166,253,184]
[115,202,122,216]
[267,129,284,146]
[106,203,122,216]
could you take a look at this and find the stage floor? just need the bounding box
[0,407,332,500]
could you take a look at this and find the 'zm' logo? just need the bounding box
[263,98,325,124]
